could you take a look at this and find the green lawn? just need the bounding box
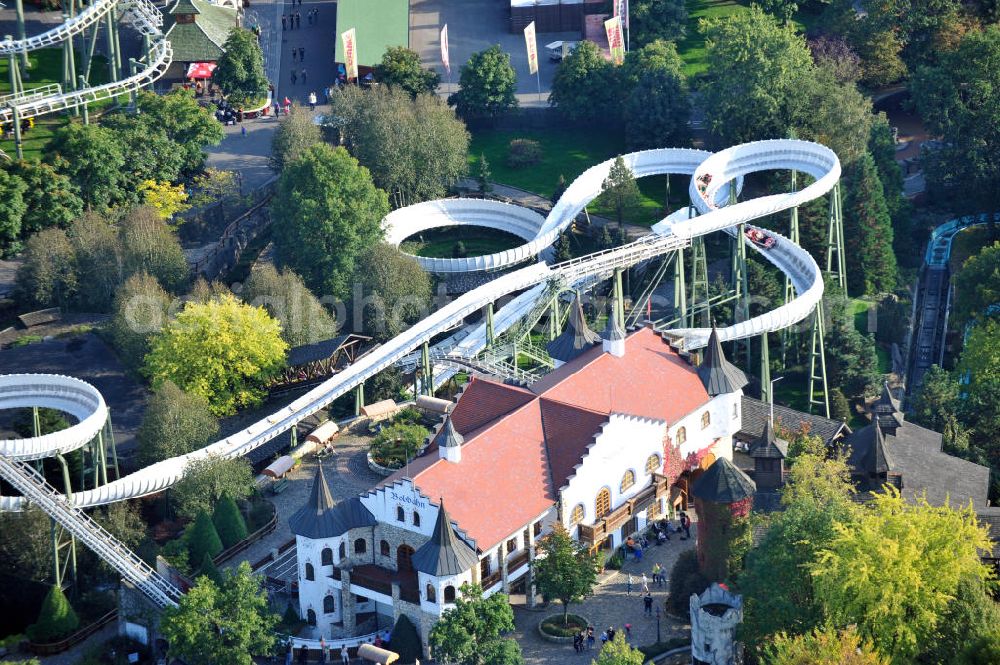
[849,298,891,373]
[399,225,523,259]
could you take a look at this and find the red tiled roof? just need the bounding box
[410,327,712,552]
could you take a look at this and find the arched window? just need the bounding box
[323,595,336,614]
[307,609,316,626]
[444,585,456,603]
[645,454,660,474]
[676,427,687,445]
[396,506,405,522]
[338,542,346,559]
[413,512,421,527]
[701,411,711,429]
[380,540,390,557]
[354,538,367,554]
[595,488,611,519]
[570,503,585,524]
[620,469,636,492]
[426,584,436,603]
[305,563,315,581]
[398,545,415,572]
[321,547,333,566]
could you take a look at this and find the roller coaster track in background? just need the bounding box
[905,213,999,394]
[0,139,840,610]
[0,0,170,130]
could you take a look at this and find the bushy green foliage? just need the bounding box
[506,139,543,168]
[352,243,432,341]
[186,511,223,569]
[212,494,249,549]
[843,155,897,295]
[374,46,440,97]
[533,524,599,623]
[429,583,521,665]
[593,632,645,665]
[172,455,256,520]
[270,105,323,172]
[447,45,518,119]
[668,549,707,615]
[370,423,430,469]
[26,585,79,642]
[765,625,887,665]
[241,264,338,346]
[137,381,219,466]
[197,552,225,586]
[213,28,269,105]
[390,613,423,663]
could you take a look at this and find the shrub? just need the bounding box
[186,511,223,568]
[506,139,542,168]
[605,551,624,570]
[197,552,225,586]
[370,423,429,469]
[26,585,80,642]
[390,613,423,664]
[667,549,708,616]
[540,614,588,637]
[160,537,192,576]
[452,241,467,258]
[212,494,249,549]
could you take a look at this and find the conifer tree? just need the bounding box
[27,585,80,641]
[187,510,223,568]
[553,231,573,263]
[844,154,897,295]
[198,552,225,586]
[212,494,249,549]
[551,174,567,204]
[477,154,493,195]
[390,614,423,663]
[600,156,641,233]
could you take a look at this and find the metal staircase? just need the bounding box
[0,454,180,608]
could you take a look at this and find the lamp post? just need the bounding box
[655,605,661,643]
[769,376,784,424]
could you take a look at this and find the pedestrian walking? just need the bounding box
[680,512,691,540]
[301,68,307,83]
[312,7,318,23]
[283,96,291,114]
[273,99,280,116]
[624,623,632,640]
[281,13,286,29]
[294,11,300,28]
[292,47,297,61]
[652,563,662,587]
[573,632,582,653]
[600,630,608,646]
[299,46,305,61]
[241,125,247,137]
[319,638,327,664]
[308,91,317,109]
[340,644,349,664]
[642,573,649,593]
[607,626,616,643]
[291,69,297,85]
[643,593,653,616]
[587,627,595,650]
[626,573,632,596]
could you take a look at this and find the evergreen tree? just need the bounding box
[843,154,897,296]
[186,510,224,568]
[212,494,249,549]
[213,28,269,105]
[477,154,493,195]
[597,226,614,250]
[390,613,423,663]
[374,46,440,97]
[600,156,641,232]
[830,387,851,423]
[551,174,567,204]
[553,231,573,263]
[447,45,518,120]
[198,551,225,586]
[26,585,80,642]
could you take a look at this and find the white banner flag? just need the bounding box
[605,16,625,65]
[342,28,358,81]
[524,21,538,75]
[441,24,450,75]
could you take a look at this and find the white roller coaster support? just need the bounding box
[0,140,840,515]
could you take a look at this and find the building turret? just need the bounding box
[438,417,464,464]
[412,499,479,577]
[601,297,626,358]
[547,296,601,367]
[697,327,748,396]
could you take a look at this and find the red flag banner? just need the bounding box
[342,28,358,81]
[605,16,625,65]
[524,21,538,75]
[441,24,450,75]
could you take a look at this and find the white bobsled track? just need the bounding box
[0,140,839,519]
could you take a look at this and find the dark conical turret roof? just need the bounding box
[691,456,756,504]
[288,465,376,539]
[602,297,626,342]
[848,420,893,476]
[749,418,788,459]
[870,382,904,431]
[412,500,479,577]
[439,417,464,448]
[697,327,748,396]
[168,0,201,15]
[547,296,601,363]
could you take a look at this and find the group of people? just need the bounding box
[287,629,390,664]
[214,98,245,125]
[280,0,318,30]
[572,624,637,653]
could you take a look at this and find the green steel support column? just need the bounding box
[7,42,23,97]
[32,406,40,436]
[782,168,800,366]
[13,0,29,70]
[486,302,495,348]
[128,58,138,109]
[82,18,100,83]
[673,248,687,326]
[825,182,847,292]
[97,429,107,486]
[760,332,771,404]
[51,520,62,587]
[62,13,78,116]
[613,269,625,330]
[808,303,831,418]
[105,11,120,82]
[11,106,23,160]
[111,9,123,81]
[53,454,77,585]
[549,295,561,340]
[690,236,710,328]
[289,423,297,448]
[106,418,120,480]
[835,183,847,293]
[354,384,364,417]
[421,342,433,396]
[91,436,99,488]
[142,33,151,61]
[79,76,89,124]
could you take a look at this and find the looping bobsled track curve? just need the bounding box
[0,139,840,512]
[0,0,170,123]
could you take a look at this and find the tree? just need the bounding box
[120,206,189,293]
[69,212,122,312]
[850,24,907,88]
[188,276,232,304]
[389,613,423,664]
[94,501,147,551]
[960,630,1000,665]
[5,160,83,237]
[172,455,255,520]
[668,548,708,615]
[911,26,1000,217]
[137,381,219,466]
[270,104,322,171]
[549,41,619,124]
[829,387,851,424]
[330,85,469,207]
[592,632,645,665]
[624,69,691,151]
[353,243,432,341]
[197,551,225,586]
[765,626,888,665]
[809,35,862,85]
[843,155,896,295]
[109,272,171,370]
[103,112,186,190]
[910,365,968,452]
[14,228,77,308]
[629,0,687,46]
[600,157,641,232]
[241,265,338,347]
[134,89,224,175]
[160,562,278,665]
[553,231,573,262]
[139,180,191,220]
[0,168,28,255]
[213,28,268,105]
[186,510,224,568]
[700,6,813,145]
[957,320,1000,454]
[477,153,493,194]
[45,122,127,209]
[621,39,684,88]
[271,143,389,299]
[811,489,993,663]
[791,65,874,168]
[822,281,881,400]
[921,575,1000,665]
[0,506,54,581]
[533,524,599,623]
[867,115,903,215]
[212,494,249,549]
[26,585,79,642]
[739,451,858,650]
[552,175,567,204]
[144,295,287,415]
[448,45,518,119]
[374,46,440,96]
[952,243,1000,330]
[429,583,522,665]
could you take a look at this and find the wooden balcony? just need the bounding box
[508,549,530,572]
[349,564,419,599]
[577,474,671,548]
